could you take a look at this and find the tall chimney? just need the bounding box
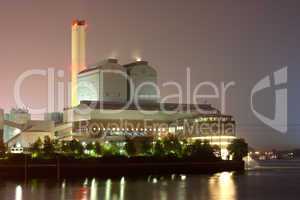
[71,19,87,107]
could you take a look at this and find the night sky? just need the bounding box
[0,0,299,149]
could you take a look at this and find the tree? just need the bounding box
[43,136,55,156]
[162,135,182,157]
[31,137,43,157]
[110,142,122,156]
[0,141,6,157]
[212,145,221,158]
[85,142,97,157]
[184,140,216,160]
[101,142,121,156]
[52,139,61,152]
[201,140,215,156]
[227,138,248,161]
[140,139,153,156]
[69,139,84,156]
[61,141,70,154]
[153,140,165,157]
[94,142,103,156]
[86,143,94,151]
[125,139,137,157]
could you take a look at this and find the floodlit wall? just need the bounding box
[126,62,159,103]
[100,68,127,103]
[78,70,100,102]
[78,60,128,103]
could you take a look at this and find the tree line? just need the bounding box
[27,135,248,161]
[0,135,248,161]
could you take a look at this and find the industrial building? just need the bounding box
[3,108,31,140]
[0,19,237,159]
[0,109,71,151]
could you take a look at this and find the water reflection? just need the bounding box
[90,178,98,200]
[209,172,236,200]
[75,186,88,200]
[105,179,111,200]
[2,167,300,200]
[120,177,125,200]
[177,175,186,200]
[61,180,66,200]
[8,173,236,200]
[15,185,22,200]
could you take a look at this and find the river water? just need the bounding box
[1,160,300,200]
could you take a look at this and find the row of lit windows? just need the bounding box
[195,117,231,122]
[107,132,149,137]
[79,127,169,132]
[77,126,233,133]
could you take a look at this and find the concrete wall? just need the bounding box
[4,118,56,148]
[78,60,128,103]
[78,70,100,102]
[89,109,195,121]
[100,68,127,102]
[26,120,55,132]
[44,112,64,124]
[127,62,159,103]
[4,109,31,141]
[63,106,91,123]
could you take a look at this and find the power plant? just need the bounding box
[1,19,237,159]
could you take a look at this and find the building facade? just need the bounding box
[3,108,31,141]
[77,59,159,104]
[78,59,128,103]
[62,100,236,159]
[124,61,159,103]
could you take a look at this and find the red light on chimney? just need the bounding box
[72,19,86,26]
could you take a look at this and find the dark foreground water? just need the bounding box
[1,160,300,200]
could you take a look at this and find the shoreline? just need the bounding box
[0,156,244,178]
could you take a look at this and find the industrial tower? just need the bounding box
[71,19,87,107]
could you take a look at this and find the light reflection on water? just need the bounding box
[11,173,234,200]
[90,178,97,200]
[209,172,236,200]
[15,185,22,200]
[2,168,300,200]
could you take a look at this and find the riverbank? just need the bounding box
[0,156,244,178]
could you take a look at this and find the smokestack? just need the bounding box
[71,19,87,107]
